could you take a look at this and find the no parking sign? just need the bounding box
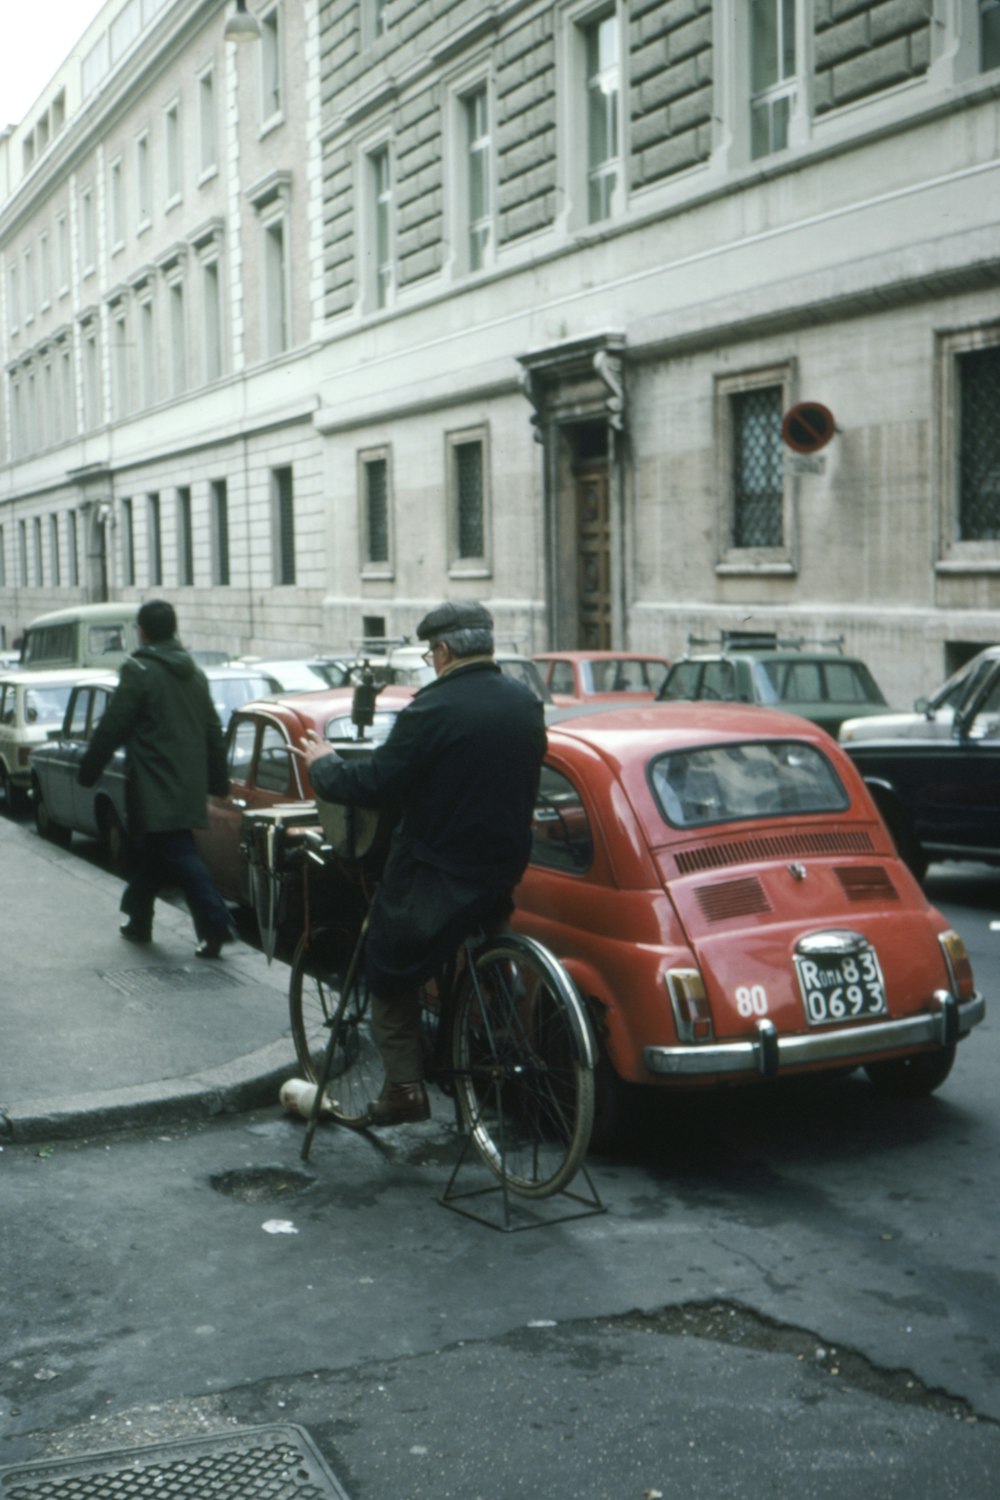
[781,402,836,454]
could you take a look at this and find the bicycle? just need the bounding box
[288,829,597,1202]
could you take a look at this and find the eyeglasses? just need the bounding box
[421,645,438,667]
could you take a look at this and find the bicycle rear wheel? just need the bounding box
[450,934,595,1198]
[288,927,381,1126]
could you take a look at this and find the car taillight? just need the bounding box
[939,929,975,1002]
[666,968,714,1043]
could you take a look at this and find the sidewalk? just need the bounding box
[0,813,296,1143]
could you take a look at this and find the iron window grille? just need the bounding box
[455,440,485,559]
[958,346,1000,540]
[731,386,784,548]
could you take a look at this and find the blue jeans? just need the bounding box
[120,830,233,942]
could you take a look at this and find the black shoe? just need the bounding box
[195,932,233,960]
[120,921,152,945]
[366,1080,431,1126]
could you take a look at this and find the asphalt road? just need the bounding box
[1,864,998,1499]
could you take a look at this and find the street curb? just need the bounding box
[0,1038,298,1144]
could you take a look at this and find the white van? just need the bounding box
[19,604,140,671]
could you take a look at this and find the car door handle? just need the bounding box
[230,797,248,809]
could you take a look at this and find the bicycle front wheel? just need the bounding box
[451,935,595,1198]
[288,927,382,1126]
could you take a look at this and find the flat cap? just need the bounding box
[416,600,494,641]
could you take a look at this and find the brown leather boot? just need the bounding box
[367,1080,431,1126]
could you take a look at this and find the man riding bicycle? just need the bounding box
[294,601,546,1126]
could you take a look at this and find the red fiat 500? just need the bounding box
[512,703,984,1131]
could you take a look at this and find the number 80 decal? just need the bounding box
[735,985,769,1017]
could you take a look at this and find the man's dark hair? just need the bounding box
[137,599,178,644]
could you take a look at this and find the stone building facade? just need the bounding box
[1,0,998,703]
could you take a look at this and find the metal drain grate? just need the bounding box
[101,965,245,996]
[0,1424,350,1500]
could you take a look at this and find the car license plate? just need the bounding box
[794,945,887,1026]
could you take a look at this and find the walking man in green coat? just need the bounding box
[78,598,234,958]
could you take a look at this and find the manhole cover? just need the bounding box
[0,1424,350,1499]
[102,966,244,997]
[210,1167,315,1203]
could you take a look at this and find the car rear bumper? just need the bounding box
[643,990,985,1078]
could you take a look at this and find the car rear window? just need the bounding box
[650,740,849,828]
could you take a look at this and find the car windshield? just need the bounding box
[209,675,276,726]
[24,685,75,725]
[650,739,849,828]
[325,711,400,743]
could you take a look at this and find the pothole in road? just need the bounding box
[209,1166,315,1203]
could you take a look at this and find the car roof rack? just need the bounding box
[684,631,845,655]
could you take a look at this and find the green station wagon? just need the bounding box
[658,634,891,738]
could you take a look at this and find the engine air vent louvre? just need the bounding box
[696,876,772,923]
[674,829,875,875]
[835,865,899,902]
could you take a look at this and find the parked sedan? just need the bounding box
[659,636,890,737]
[195,685,415,906]
[511,702,983,1142]
[534,651,670,706]
[842,658,1000,879]
[839,644,1000,745]
[1,669,110,814]
[30,674,127,862]
[29,666,281,865]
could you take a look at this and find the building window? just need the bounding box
[983,0,1000,69]
[210,478,230,585]
[18,521,28,585]
[0,526,6,589]
[57,213,70,294]
[110,158,125,249]
[957,345,1000,540]
[448,429,491,572]
[168,278,187,394]
[750,0,796,159]
[60,342,75,438]
[164,100,182,203]
[464,86,492,272]
[715,368,795,570]
[39,231,51,308]
[111,304,129,419]
[202,257,223,382]
[272,465,295,584]
[584,12,620,223]
[68,510,79,586]
[371,0,389,41]
[121,498,135,586]
[260,5,283,124]
[177,486,194,585]
[33,517,44,585]
[263,218,289,355]
[360,449,392,571]
[148,492,162,585]
[136,132,151,228]
[41,358,53,449]
[199,68,217,176]
[369,144,393,309]
[731,386,784,548]
[8,263,18,333]
[49,514,61,586]
[138,291,156,406]
[22,248,34,323]
[80,187,97,274]
[82,323,101,429]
